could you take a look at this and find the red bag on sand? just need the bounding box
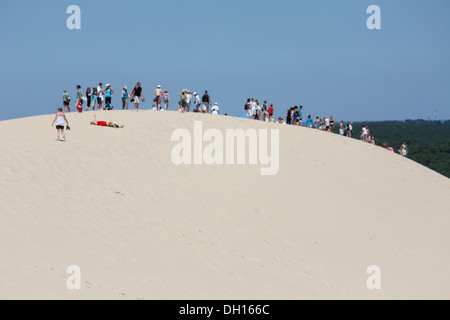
[77,102,83,112]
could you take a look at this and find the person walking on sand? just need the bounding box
[62,90,71,113]
[163,90,170,111]
[400,142,408,157]
[154,85,163,110]
[339,121,345,135]
[122,86,129,110]
[75,85,83,113]
[202,90,212,113]
[91,85,98,111]
[330,116,335,133]
[193,92,202,113]
[324,116,330,132]
[306,115,313,128]
[97,83,104,110]
[268,104,274,122]
[177,89,189,112]
[51,107,70,142]
[131,82,144,111]
[245,99,252,119]
[85,87,92,111]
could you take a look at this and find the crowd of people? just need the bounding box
[56,87,409,156]
[61,83,220,115]
[243,99,411,156]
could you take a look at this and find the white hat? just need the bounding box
[194,92,198,95]
[106,84,110,87]
[157,85,161,88]
[215,102,218,105]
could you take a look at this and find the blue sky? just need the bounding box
[0,0,449,121]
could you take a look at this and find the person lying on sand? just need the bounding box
[90,115,124,128]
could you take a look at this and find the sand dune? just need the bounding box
[0,110,449,300]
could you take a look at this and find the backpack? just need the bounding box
[93,87,98,95]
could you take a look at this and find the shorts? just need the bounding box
[63,101,69,106]
[56,125,64,130]
[105,97,111,105]
[97,97,102,104]
[134,96,140,105]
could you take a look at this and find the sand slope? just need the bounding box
[0,110,449,300]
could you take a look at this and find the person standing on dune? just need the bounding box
[51,107,70,142]
[122,86,129,110]
[97,83,104,111]
[103,84,115,110]
[91,85,98,111]
[75,85,83,113]
[268,104,274,122]
[131,82,144,111]
[154,85,163,110]
[202,90,211,113]
[62,90,71,113]
[85,87,92,111]
[163,90,170,111]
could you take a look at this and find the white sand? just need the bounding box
[0,110,449,300]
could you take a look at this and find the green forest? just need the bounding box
[348,120,450,178]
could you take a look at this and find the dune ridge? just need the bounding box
[0,110,449,299]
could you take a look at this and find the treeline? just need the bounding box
[348,120,450,178]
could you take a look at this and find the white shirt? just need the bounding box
[97,86,104,99]
[55,115,65,126]
[325,118,330,126]
[211,105,219,115]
